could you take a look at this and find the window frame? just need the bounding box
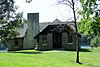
[14,39,19,47]
[68,33,73,43]
[42,34,47,44]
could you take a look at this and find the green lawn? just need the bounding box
[0,48,100,67]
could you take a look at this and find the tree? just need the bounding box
[26,0,32,3]
[78,0,100,36]
[0,0,23,42]
[90,36,97,49]
[90,35,100,49]
[78,0,100,49]
[57,0,80,63]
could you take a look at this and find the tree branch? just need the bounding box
[57,0,73,9]
[62,3,73,9]
[63,0,73,6]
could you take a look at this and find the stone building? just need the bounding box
[34,19,81,50]
[7,13,39,50]
[6,13,81,50]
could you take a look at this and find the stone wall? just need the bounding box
[62,32,68,49]
[47,33,53,50]
[36,33,53,50]
[7,38,23,50]
[62,32,76,50]
[36,32,79,50]
[72,33,76,49]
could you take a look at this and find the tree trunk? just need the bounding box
[71,0,80,63]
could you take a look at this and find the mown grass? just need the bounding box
[0,47,100,67]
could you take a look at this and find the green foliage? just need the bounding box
[0,0,23,41]
[26,0,32,3]
[90,36,97,47]
[78,17,93,36]
[90,36,100,48]
[79,0,100,36]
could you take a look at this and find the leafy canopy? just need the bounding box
[78,0,100,36]
[0,0,23,41]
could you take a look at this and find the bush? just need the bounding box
[97,37,100,46]
[90,36,99,49]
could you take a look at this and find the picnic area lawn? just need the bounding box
[0,47,100,67]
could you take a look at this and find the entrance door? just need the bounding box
[53,33,62,49]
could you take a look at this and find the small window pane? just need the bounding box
[42,35,47,43]
[15,40,18,46]
[68,33,73,43]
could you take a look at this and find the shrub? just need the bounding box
[90,36,99,49]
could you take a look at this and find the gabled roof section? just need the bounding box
[39,19,75,32]
[0,23,28,38]
[34,24,74,39]
[39,22,51,32]
[53,19,62,23]
[39,19,66,32]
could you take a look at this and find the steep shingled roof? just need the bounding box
[16,23,28,38]
[34,19,75,38]
[0,19,75,38]
[0,23,28,38]
[39,19,75,32]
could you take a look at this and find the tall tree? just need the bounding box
[0,0,23,42]
[78,0,100,50]
[78,0,100,36]
[57,0,80,63]
[78,0,100,48]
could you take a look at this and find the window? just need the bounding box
[15,40,18,46]
[42,35,47,44]
[68,33,73,43]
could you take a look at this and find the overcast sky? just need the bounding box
[15,0,80,22]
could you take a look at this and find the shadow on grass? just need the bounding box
[8,48,92,54]
[80,49,92,52]
[9,51,42,54]
[63,48,91,52]
[87,63,100,67]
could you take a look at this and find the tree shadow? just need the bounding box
[87,64,100,67]
[63,48,92,52]
[77,62,83,64]
[9,51,42,54]
[80,49,92,52]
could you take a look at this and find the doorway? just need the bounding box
[53,33,62,49]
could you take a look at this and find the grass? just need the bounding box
[0,47,100,67]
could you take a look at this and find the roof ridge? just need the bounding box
[53,19,62,23]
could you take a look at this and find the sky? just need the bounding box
[15,0,79,22]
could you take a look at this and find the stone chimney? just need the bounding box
[27,13,39,35]
[23,13,39,49]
